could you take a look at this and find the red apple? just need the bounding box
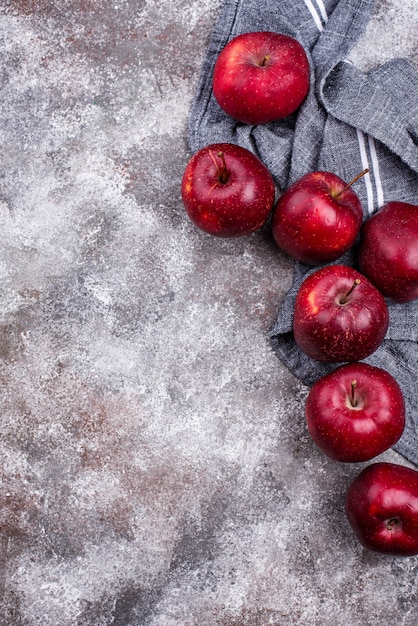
[293,265,389,362]
[345,462,418,556]
[358,201,418,302]
[272,170,367,265]
[181,143,275,237]
[306,363,405,462]
[212,31,310,125]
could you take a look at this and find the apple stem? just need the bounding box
[217,152,228,183]
[209,150,229,184]
[334,169,369,199]
[259,55,271,67]
[350,380,358,407]
[339,279,361,304]
[386,518,399,531]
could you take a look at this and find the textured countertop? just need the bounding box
[0,1,417,625]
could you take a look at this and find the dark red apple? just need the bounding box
[358,201,418,302]
[293,265,389,362]
[272,170,367,265]
[305,363,405,462]
[212,31,310,125]
[345,462,418,556]
[181,143,275,237]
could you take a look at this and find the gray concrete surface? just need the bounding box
[0,1,417,625]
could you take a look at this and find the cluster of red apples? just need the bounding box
[182,31,418,556]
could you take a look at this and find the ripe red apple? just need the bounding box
[212,31,310,125]
[293,265,389,362]
[272,170,367,265]
[305,363,405,462]
[181,143,275,237]
[345,462,418,556]
[357,201,418,302]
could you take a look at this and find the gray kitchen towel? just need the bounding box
[188,0,418,465]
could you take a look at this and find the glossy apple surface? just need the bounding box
[212,31,310,125]
[358,201,418,302]
[272,171,364,265]
[293,265,389,362]
[181,143,275,237]
[346,462,418,556]
[306,363,405,462]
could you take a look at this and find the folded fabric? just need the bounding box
[188,0,418,465]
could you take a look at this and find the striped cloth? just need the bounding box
[188,0,418,465]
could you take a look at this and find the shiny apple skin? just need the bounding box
[358,201,418,302]
[272,171,363,265]
[293,265,389,362]
[212,31,310,125]
[181,143,275,237]
[345,462,418,556]
[306,363,405,462]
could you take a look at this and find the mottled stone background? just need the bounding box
[0,1,417,625]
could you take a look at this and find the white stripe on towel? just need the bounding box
[368,135,384,209]
[304,0,382,215]
[356,128,375,216]
[303,0,325,31]
[314,0,328,24]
